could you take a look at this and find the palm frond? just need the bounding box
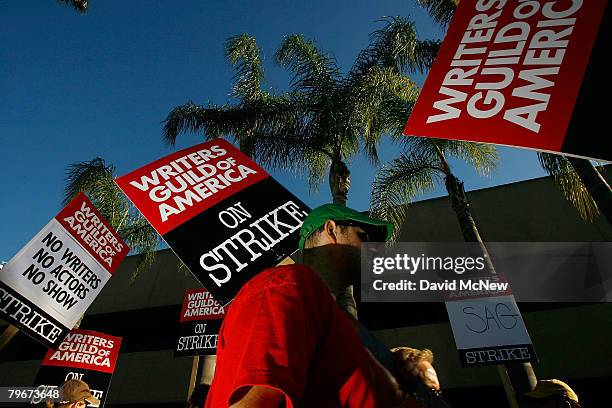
[370,153,443,240]
[225,34,265,101]
[275,34,340,97]
[120,221,161,281]
[416,0,458,27]
[64,158,114,205]
[162,102,231,145]
[348,67,419,143]
[538,152,600,221]
[232,93,313,161]
[344,17,436,164]
[163,95,302,155]
[244,117,321,172]
[56,0,88,13]
[401,136,444,162]
[64,158,128,228]
[413,40,441,71]
[443,140,499,176]
[351,17,440,79]
[401,137,498,176]
[64,158,163,280]
[306,151,330,195]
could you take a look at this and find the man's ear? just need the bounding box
[322,220,339,244]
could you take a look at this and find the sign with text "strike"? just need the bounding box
[175,288,225,357]
[115,139,310,305]
[33,329,122,408]
[446,295,537,367]
[404,0,609,161]
[0,193,128,348]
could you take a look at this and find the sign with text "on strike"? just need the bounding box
[33,329,122,408]
[115,139,311,305]
[0,193,129,348]
[404,0,610,162]
[175,288,225,357]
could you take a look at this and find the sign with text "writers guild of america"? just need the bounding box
[404,0,610,162]
[0,193,129,348]
[32,329,122,408]
[175,287,225,357]
[115,139,311,305]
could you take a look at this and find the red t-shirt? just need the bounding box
[204,264,382,407]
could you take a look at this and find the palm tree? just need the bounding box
[369,138,546,406]
[56,0,88,13]
[163,18,439,206]
[370,138,497,256]
[539,153,612,225]
[417,0,552,400]
[163,18,438,318]
[64,158,161,280]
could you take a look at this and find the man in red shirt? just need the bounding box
[205,204,419,407]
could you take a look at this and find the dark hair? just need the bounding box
[525,395,582,408]
[303,222,358,249]
[559,396,581,408]
[303,225,324,249]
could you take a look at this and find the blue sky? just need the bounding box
[0,0,545,261]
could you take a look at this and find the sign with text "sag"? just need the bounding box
[0,194,128,348]
[404,0,610,161]
[175,288,225,357]
[33,329,122,407]
[445,295,537,367]
[115,139,310,305]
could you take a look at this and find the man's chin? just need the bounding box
[330,244,362,285]
[303,244,362,285]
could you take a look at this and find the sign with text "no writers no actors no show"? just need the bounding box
[115,139,311,305]
[404,0,610,162]
[0,193,129,348]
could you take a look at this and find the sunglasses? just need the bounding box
[334,220,373,242]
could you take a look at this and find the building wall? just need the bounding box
[396,173,612,242]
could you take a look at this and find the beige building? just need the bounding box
[1,171,611,407]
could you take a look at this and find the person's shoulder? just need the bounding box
[227,263,332,310]
[240,263,320,294]
[224,263,334,331]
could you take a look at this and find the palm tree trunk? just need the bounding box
[568,157,612,225]
[444,170,537,406]
[444,173,484,243]
[329,159,351,206]
[441,158,497,274]
[434,144,486,245]
[0,325,19,352]
[327,157,359,317]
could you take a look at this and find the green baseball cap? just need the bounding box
[298,204,393,250]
